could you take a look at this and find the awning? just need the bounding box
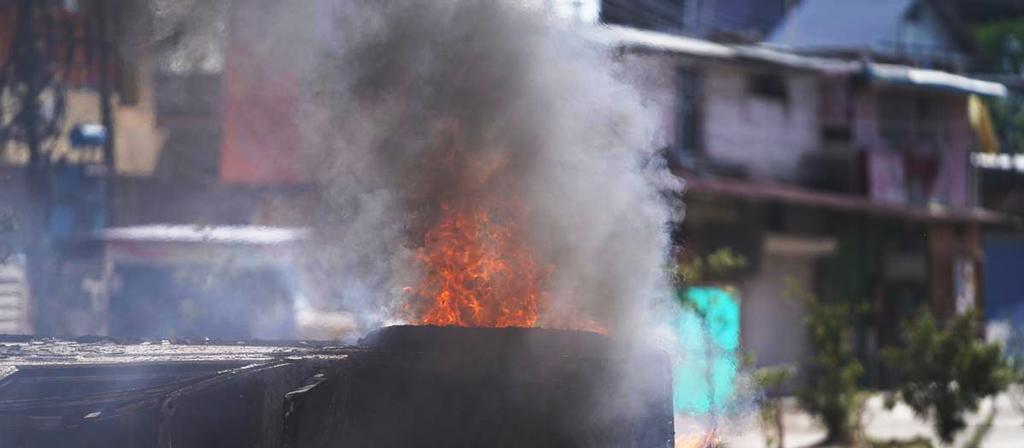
[683,175,1011,225]
[973,152,1024,173]
[595,26,1009,98]
[592,25,736,59]
[866,63,1008,98]
[85,225,309,265]
[95,225,308,245]
[594,25,856,72]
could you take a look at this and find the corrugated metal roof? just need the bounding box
[594,25,1005,97]
[593,25,736,59]
[96,225,307,245]
[867,63,1008,97]
[595,25,856,72]
[767,0,917,52]
[733,45,857,73]
[974,153,1024,173]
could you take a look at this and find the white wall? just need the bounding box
[702,63,821,181]
[741,252,812,372]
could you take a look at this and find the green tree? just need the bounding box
[884,311,1011,444]
[975,19,1024,153]
[675,247,747,285]
[752,363,794,448]
[789,284,864,446]
[986,96,1024,154]
[975,19,1024,75]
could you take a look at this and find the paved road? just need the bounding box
[711,391,1024,447]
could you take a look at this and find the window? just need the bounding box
[747,73,788,102]
[601,0,686,31]
[677,69,702,153]
[879,93,946,153]
[905,3,923,22]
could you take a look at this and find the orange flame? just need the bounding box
[413,201,545,328]
[675,431,720,448]
[406,129,605,332]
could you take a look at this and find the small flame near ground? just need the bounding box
[675,431,720,448]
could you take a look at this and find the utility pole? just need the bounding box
[94,0,116,227]
[16,0,41,167]
[14,0,48,335]
[95,0,115,173]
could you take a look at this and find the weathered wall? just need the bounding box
[0,169,37,335]
[702,63,821,181]
[928,223,983,322]
[855,87,974,207]
[740,247,813,380]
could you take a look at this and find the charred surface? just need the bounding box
[0,327,673,447]
[286,326,673,448]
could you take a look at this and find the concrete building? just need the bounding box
[0,0,314,335]
[597,8,1008,388]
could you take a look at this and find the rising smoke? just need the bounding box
[142,0,686,347]
[300,0,682,337]
[299,2,689,436]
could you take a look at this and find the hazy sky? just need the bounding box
[549,0,601,23]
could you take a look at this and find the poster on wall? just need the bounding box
[954,258,977,315]
[930,147,969,208]
[867,151,908,205]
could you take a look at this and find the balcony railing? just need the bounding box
[795,142,970,210]
[878,120,954,155]
[879,40,969,71]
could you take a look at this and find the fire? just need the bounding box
[413,200,545,328]
[406,126,605,332]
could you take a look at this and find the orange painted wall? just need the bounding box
[219,1,301,185]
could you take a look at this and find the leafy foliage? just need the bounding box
[985,96,1024,154]
[675,247,748,285]
[789,284,864,445]
[884,311,1011,444]
[752,364,794,448]
[975,19,1024,153]
[975,18,1024,74]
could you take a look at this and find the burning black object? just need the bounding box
[291,326,674,447]
[0,327,673,447]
